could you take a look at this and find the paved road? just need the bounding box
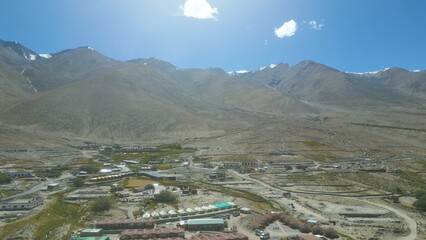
[2,173,74,200]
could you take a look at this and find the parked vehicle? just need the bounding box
[255,229,264,236]
[260,232,270,240]
[260,235,270,240]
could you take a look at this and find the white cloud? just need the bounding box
[264,39,268,46]
[180,0,218,20]
[309,20,325,30]
[274,19,297,38]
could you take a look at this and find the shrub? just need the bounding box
[0,172,12,184]
[288,219,301,229]
[325,227,339,239]
[413,198,426,212]
[79,164,100,174]
[154,190,178,204]
[415,190,426,199]
[92,197,113,212]
[72,177,85,187]
[312,225,325,235]
[299,224,312,233]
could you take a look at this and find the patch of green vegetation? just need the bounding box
[139,198,158,213]
[394,171,426,190]
[339,172,424,194]
[154,190,178,204]
[219,154,255,162]
[79,164,100,174]
[349,122,426,132]
[157,143,182,149]
[305,152,337,162]
[110,149,192,163]
[156,164,176,170]
[128,165,141,171]
[206,185,266,202]
[0,172,12,184]
[72,177,85,187]
[303,140,325,148]
[0,190,18,198]
[414,190,426,212]
[0,193,84,240]
[91,197,115,212]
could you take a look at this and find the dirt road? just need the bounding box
[360,199,417,240]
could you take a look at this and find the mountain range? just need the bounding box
[0,38,425,142]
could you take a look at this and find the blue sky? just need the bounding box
[1,0,425,72]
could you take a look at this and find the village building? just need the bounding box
[95,219,155,230]
[7,171,33,178]
[0,197,43,211]
[119,228,185,240]
[178,218,227,231]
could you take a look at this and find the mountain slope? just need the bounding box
[239,60,423,107]
[21,47,119,91]
[0,59,34,104]
[371,68,426,99]
[0,64,237,140]
[0,39,424,141]
[126,60,317,116]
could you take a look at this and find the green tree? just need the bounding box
[0,172,12,184]
[92,197,114,212]
[413,198,426,212]
[79,164,100,174]
[154,190,178,204]
[72,177,85,187]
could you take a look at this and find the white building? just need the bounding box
[0,197,43,211]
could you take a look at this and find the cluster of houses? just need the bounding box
[91,217,247,240]
[73,227,248,240]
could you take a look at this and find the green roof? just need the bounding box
[214,202,231,208]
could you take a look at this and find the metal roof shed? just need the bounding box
[187,218,224,225]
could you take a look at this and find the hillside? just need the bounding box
[0,39,425,141]
[0,64,241,140]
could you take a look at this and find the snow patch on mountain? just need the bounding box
[347,68,390,75]
[258,63,278,71]
[38,54,52,59]
[27,79,38,93]
[228,70,249,75]
[25,54,37,61]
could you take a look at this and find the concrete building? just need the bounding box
[191,233,248,240]
[47,183,60,190]
[119,228,185,240]
[95,219,155,230]
[297,235,322,240]
[66,188,110,200]
[0,197,43,211]
[80,229,103,237]
[72,236,109,240]
[7,171,33,178]
[222,162,242,168]
[178,218,226,231]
